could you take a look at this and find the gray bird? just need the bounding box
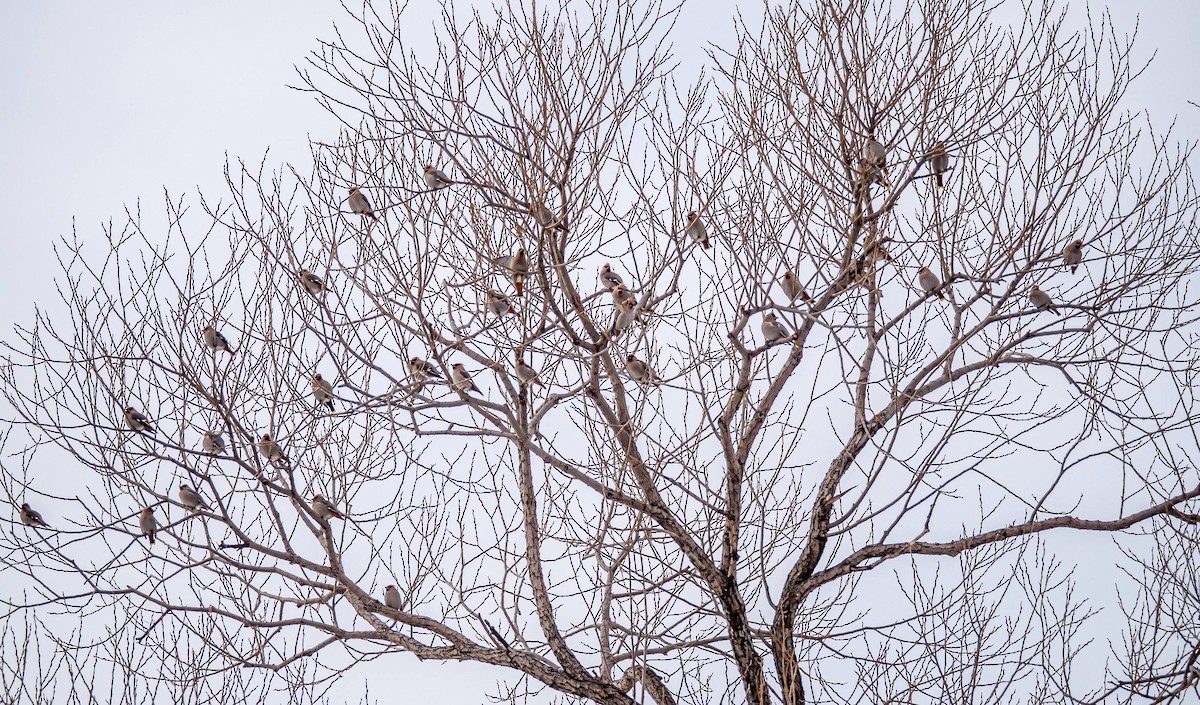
[918,266,945,300]
[625,354,661,385]
[124,406,156,434]
[298,269,325,296]
[1029,286,1059,314]
[599,263,624,292]
[423,165,453,191]
[780,269,811,303]
[19,503,49,528]
[312,373,335,411]
[383,584,403,610]
[684,212,711,249]
[408,357,443,381]
[311,494,343,521]
[862,135,889,187]
[514,354,543,387]
[201,430,225,454]
[611,283,635,306]
[139,507,158,546]
[348,187,377,220]
[450,363,480,393]
[486,289,516,317]
[1062,240,1083,274]
[495,248,530,296]
[178,484,210,511]
[533,202,568,232]
[202,324,235,355]
[610,298,638,337]
[257,434,288,467]
[761,312,791,345]
[928,142,950,188]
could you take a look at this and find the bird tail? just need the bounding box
[937,292,946,301]
[1071,265,1078,274]
[147,531,156,546]
[324,400,335,411]
[702,239,711,250]
[935,173,944,188]
[514,278,524,297]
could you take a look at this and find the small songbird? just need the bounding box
[202,324,235,355]
[684,211,711,249]
[780,269,811,304]
[863,135,887,169]
[139,507,158,546]
[496,248,531,296]
[514,354,543,387]
[486,289,516,317]
[624,354,661,385]
[1029,286,1059,314]
[408,357,443,381]
[533,202,568,232]
[599,263,624,292]
[124,406,156,434]
[383,584,403,610]
[298,269,325,296]
[761,312,791,345]
[423,164,453,190]
[928,142,950,188]
[312,373,335,411]
[1062,240,1083,274]
[178,484,210,511]
[610,297,638,337]
[202,430,225,454]
[450,363,480,393]
[611,283,635,306]
[19,503,49,528]
[257,434,289,467]
[348,187,377,220]
[918,266,945,300]
[311,494,344,521]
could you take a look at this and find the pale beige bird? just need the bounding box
[611,283,635,306]
[761,312,791,345]
[423,165,453,190]
[202,324,235,355]
[1029,286,1059,314]
[298,269,325,296]
[514,354,543,387]
[124,406,156,434]
[610,298,638,337]
[625,354,661,385]
[863,136,887,169]
[1062,240,1083,274]
[928,142,950,188]
[779,269,811,304]
[139,507,158,546]
[486,289,516,317]
[383,584,403,610]
[348,187,377,220]
[450,363,480,393]
[684,211,711,249]
[19,503,49,528]
[533,202,568,232]
[201,430,225,454]
[178,484,210,511]
[408,357,443,381]
[257,434,288,467]
[495,248,530,296]
[918,266,945,301]
[312,373,335,411]
[311,494,343,521]
[599,263,624,292]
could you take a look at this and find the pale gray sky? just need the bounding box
[0,1,1197,703]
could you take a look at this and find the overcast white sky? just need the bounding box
[0,1,1198,702]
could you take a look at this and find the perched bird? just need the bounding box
[610,298,638,337]
[1029,286,1059,314]
[928,142,950,188]
[423,164,453,191]
[383,584,403,610]
[124,406,156,434]
[625,354,661,385]
[178,484,210,512]
[611,283,635,306]
[257,434,289,467]
[202,324,235,355]
[1062,240,1083,274]
[312,373,335,411]
[514,354,543,387]
[486,289,516,317]
[862,135,889,187]
[348,187,377,220]
[599,263,624,292]
[761,312,792,345]
[918,266,945,300]
[533,202,568,232]
[298,269,325,296]
[779,269,811,304]
[19,503,49,528]
[139,507,158,546]
[408,357,443,381]
[496,248,530,296]
[311,494,343,521]
[201,430,225,455]
[450,363,480,393]
[684,212,711,249]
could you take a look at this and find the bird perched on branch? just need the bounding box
[918,266,945,301]
[495,248,530,296]
[383,584,403,610]
[423,165,453,191]
[862,134,889,187]
[685,211,711,249]
[124,406,156,434]
[178,484,210,512]
[1029,286,1059,314]
[298,269,325,296]
[451,363,480,393]
[928,142,950,188]
[780,269,811,304]
[611,284,635,306]
[19,503,49,528]
[625,354,661,386]
[610,298,638,338]
[312,373,335,411]
[202,325,235,355]
[761,312,792,345]
[599,263,624,292]
[1062,240,1083,274]
[514,354,543,387]
[409,357,443,384]
[202,430,225,454]
[139,507,158,546]
[348,187,377,220]
[486,289,516,317]
[311,494,344,521]
[533,202,568,232]
[257,434,289,468]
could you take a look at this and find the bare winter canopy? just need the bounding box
[3,0,1200,703]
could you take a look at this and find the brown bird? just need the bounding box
[496,248,530,296]
[178,484,210,511]
[450,363,480,393]
[311,494,344,521]
[139,507,158,546]
[124,406,156,434]
[780,269,811,304]
[348,187,377,220]
[533,202,568,232]
[761,312,791,345]
[684,212,711,249]
[312,373,335,411]
[918,266,945,301]
[1029,286,1059,314]
[383,584,403,610]
[486,289,517,317]
[19,503,49,528]
[514,354,543,387]
[928,142,950,188]
[625,354,661,385]
[202,324,235,355]
[1062,240,1083,274]
[298,269,325,296]
[599,263,624,292]
[257,434,289,467]
[611,284,635,306]
[423,165,453,191]
[610,298,638,338]
[408,357,443,381]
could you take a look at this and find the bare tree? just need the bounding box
[3,0,1200,703]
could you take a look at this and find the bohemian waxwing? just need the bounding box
[533,202,568,232]
[450,363,480,393]
[423,165,453,191]
[761,312,791,345]
[611,284,635,306]
[348,187,377,220]
[599,263,624,292]
[684,212,711,250]
[178,484,210,511]
[486,289,516,317]
[1062,240,1083,274]
[495,249,530,296]
[311,494,343,520]
[625,354,661,385]
[383,584,403,610]
[202,430,225,454]
[298,269,325,296]
[918,266,945,300]
[408,357,443,381]
[1029,286,1059,314]
[780,269,811,303]
[257,434,289,467]
[139,507,158,546]
[19,503,49,528]
[202,325,235,355]
[514,354,543,387]
[124,406,156,434]
[928,142,950,188]
[610,298,638,337]
[312,373,335,411]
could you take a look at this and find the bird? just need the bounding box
[423,165,453,190]
[257,434,289,467]
[1062,240,1083,274]
[202,324,235,355]
[611,284,635,306]
[19,503,49,528]
[450,363,480,393]
[178,484,210,512]
[862,135,889,187]
[298,269,325,296]
[311,494,343,521]
[761,312,792,345]
[625,354,661,385]
[533,202,568,232]
[599,263,624,292]
[124,406,156,434]
[928,142,950,188]
[408,357,443,381]
[312,373,335,411]
[780,269,811,304]
[684,212,711,249]
[348,187,377,220]
[383,584,403,610]
[514,354,543,387]
[201,430,225,454]
[1029,286,1059,314]
[496,248,530,296]
[139,507,158,546]
[918,266,945,300]
[486,289,517,317]
[610,298,638,338]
